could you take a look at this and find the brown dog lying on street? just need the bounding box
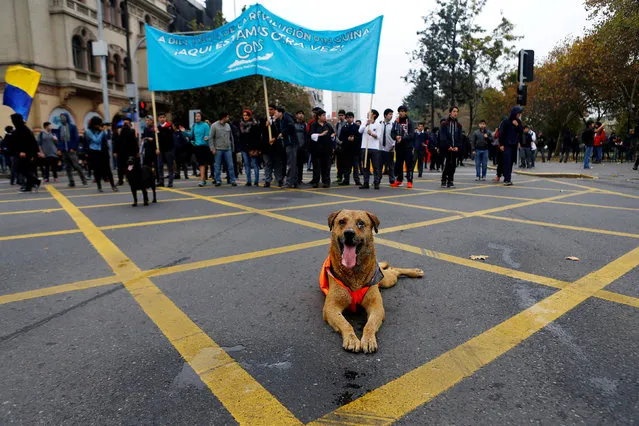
[320,210,424,353]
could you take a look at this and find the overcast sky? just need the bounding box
[217,0,591,119]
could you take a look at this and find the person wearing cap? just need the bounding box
[309,108,335,188]
[359,109,382,189]
[391,105,416,188]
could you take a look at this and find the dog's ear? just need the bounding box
[366,212,380,234]
[328,210,342,231]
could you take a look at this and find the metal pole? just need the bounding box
[96,0,110,122]
[263,76,272,140]
[123,0,132,83]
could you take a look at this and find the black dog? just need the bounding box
[126,156,157,206]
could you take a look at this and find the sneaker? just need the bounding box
[167,183,173,188]
[198,181,206,187]
[112,186,119,192]
[504,181,513,186]
[374,184,380,190]
[98,187,104,193]
[312,183,319,188]
[245,182,252,187]
[359,183,370,189]
[391,181,403,188]
[68,182,76,188]
[322,183,330,188]
[441,183,447,188]
[447,182,455,188]
[254,183,260,187]
[215,182,222,187]
[474,177,480,181]
[633,166,638,170]
[492,176,500,183]
[338,181,349,186]
[19,187,32,192]
[44,178,49,183]
[407,182,413,189]
[264,182,271,188]
[231,182,237,187]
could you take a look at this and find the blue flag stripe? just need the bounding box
[3,84,34,120]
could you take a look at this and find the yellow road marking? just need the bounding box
[81,197,199,209]
[47,186,301,425]
[101,211,251,231]
[162,187,328,231]
[0,196,54,203]
[0,208,64,216]
[0,275,122,305]
[0,229,82,241]
[595,290,639,309]
[481,214,639,239]
[312,245,639,425]
[374,238,570,289]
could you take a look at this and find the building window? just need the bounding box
[72,35,85,70]
[113,54,122,82]
[122,57,129,83]
[86,40,97,73]
[120,2,127,28]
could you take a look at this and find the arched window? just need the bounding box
[72,35,85,69]
[86,40,97,73]
[113,54,122,82]
[122,57,129,83]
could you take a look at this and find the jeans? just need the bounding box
[242,151,260,184]
[380,150,395,183]
[595,146,602,162]
[0,154,6,173]
[157,151,175,185]
[361,149,381,186]
[214,149,236,184]
[584,146,593,168]
[474,149,488,178]
[285,144,298,187]
[521,147,532,168]
[264,152,284,184]
[61,151,87,185]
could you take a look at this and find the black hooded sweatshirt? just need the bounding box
[11,113,39,158]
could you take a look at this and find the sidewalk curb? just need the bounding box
[486,166,596,179]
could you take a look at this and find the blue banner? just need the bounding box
[146,4,382,93]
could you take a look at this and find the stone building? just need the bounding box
[0,0,172,132]
[332,92,360,119]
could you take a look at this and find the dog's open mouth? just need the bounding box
[127,165,133,171]
[339,240,363,269]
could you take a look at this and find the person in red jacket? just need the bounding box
[593,122,606,164]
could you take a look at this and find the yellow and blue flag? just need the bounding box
[3,65,41,120]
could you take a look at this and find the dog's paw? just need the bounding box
[342,333,361,353]
[361,333,378,354]
[131,203,137,207]
[413,268,425,278]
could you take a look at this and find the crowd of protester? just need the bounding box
[2,106,638,193]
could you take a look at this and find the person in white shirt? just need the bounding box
[359,109,382,189]
[378,108,396,185]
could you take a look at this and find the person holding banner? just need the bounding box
[263,104,286,188]
[182,112,211,187]
[359,109,382,190]
[309,109,335,188]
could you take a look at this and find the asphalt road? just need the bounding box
[0,165,637,425]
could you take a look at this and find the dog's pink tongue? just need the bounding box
[341,245,357,269]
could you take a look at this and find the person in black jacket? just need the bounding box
[309,109,335,188]
[429,126,441,171]
[11,114,41,192]
[275,106,298,188]
[262,106,285,188]
[173,121,191,180]
[582,121,595,169]
[439,106,463,188]
[391,105,415,188]
[294,111,308,185]
[156,113,174,187]
[113,117,139,185]
[498,106,524,186]
[413,122,428,178]
[3,126,21,185]
[338,111,362,186]
[142,116,157,171]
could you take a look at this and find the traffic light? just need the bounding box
[518,50,534,83]
[138,100,147,117]
[517,85,528,106]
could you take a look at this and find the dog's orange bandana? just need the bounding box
[319,257,384,312]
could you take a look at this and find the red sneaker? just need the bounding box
[407,182,413,189]
[391,181,403,187]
